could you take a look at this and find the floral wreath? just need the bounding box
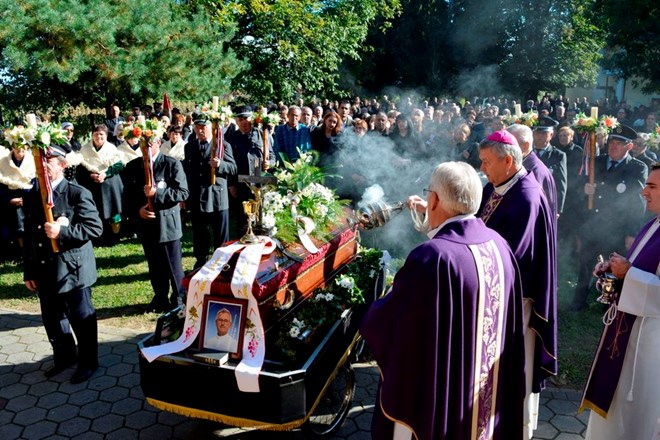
[122,119,166,143]
[571,113,619,136]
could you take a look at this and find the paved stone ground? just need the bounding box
[0,309,589,439]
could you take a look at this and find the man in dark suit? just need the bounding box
[122,135,189,312]
[632,136,658,168]
[183,114,237,268]
[533,116,567,216]
[23,145,104,384]
[104,104,125,144]
[572,125,649,310]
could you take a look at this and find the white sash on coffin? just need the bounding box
[140,238,275,392]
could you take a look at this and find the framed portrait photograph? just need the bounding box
[199,296,247,358]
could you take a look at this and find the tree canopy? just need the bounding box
[350,0,606,99]
[0,0,655,113]
[595,0,659,93]
[187,0,401,102]
[0,0,244,113]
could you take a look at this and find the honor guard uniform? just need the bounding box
[225,105,266,238]
[183,114,237,268]
[573,125,648,310]
[122,136,189,312]
[23,145,104,383]
[533,116,568,215]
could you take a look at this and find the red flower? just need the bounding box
[132,126,142,137]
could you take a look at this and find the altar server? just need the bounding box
[580,163,660,440]
[361,161,525,440]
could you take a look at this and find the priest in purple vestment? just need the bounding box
[361,162,525,440]
[476,130,558,440]
[507,124,558,220]
[580,163,660,440]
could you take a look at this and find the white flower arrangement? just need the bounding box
[260,149,347,244]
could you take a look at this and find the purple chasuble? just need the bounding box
[580,217,660,416]
[477,171,558,392]
[523,153,558,220]
[360,218,525,440]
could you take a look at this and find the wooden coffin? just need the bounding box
[182,219,359,329]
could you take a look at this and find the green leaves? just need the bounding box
[192,0,401,101]
[0,0,245,111]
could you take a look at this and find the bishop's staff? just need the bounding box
[26,114,66,252]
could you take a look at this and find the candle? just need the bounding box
[137,115,146,126]
[212,96,219,112]
[590,106,598,119]
[514,104,522,117]
[26,113,37,128]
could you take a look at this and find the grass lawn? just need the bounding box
[0,231,196,332]
[0,229,605,389]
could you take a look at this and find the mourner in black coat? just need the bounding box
[573,125,649,310]
[123,138,189,312]
[183,116,237,268]
[23,145,104,383]
[225,106,265,238]
[533,117,568,215]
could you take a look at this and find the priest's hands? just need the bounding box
[406,195,427,213]
[609,252,631,279]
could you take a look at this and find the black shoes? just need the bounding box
[144,299,170,314]
[44,358,77,378]
[70,364,99,384]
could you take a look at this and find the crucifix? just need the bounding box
[238,158,277,237]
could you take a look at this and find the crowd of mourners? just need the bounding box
[1,93,658,305]
[1,91,659,430]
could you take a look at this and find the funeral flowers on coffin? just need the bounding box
[260,149,347,244]
[274,248,387,364]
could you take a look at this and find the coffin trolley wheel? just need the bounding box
[303,363,356,438]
